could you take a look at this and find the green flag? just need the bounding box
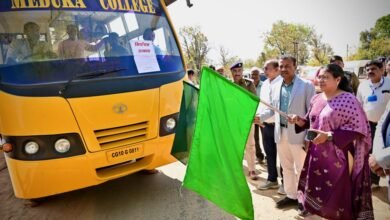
[171,81,199,164]
[183,67,259,220]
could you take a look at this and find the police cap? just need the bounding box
[230,61,243,70]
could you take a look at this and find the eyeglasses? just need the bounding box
[316,76,332,81]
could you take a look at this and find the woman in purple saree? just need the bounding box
[290,64,374,219]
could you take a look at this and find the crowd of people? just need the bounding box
[187,55,390,219]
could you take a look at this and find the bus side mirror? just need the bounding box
[186,0,193,7]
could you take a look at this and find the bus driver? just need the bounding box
[6,22,57,64]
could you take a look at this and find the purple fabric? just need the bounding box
[333,129,361,150]
[297,93,373,220]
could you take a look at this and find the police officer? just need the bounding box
[230,61,258,180]
[231,62,256,94]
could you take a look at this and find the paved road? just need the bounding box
[1,153,389,219]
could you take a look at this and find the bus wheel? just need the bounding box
[23,199,42,207]
[141,169,159,175]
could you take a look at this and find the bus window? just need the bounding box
[108,17,126,37]
[153,28,167,55]
[0,7,183,90]
[124,13,139,33]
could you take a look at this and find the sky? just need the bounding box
[167,0,390,65]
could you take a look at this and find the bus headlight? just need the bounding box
[25,141,39,154]
[54,139,71,153]
[160,113,179,136]
[165,118,176,130]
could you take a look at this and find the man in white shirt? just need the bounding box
[251,67,265,164]
[357,59,390,187]
[256,60,282,190]
[369,100,390,203]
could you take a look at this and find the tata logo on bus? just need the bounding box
[113,103,128,114]
[10,0,156,14]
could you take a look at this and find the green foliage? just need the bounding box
[243,59,256,69]
[261,21,333,65]
[179,26,210,72]
[351,14,390,60]
[374,14,390,38]
[263,21,312,57]
[307,32,333,65]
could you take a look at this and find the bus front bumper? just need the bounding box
[4,135,176,199]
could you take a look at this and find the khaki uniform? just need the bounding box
[236,78,256,95]
[344,71,360,95]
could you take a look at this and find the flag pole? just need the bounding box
[259,99,290,119]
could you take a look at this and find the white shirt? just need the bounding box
[257,75,282,123]
[373,100,390,169]
[6,38,52,63]
[357,77,390,122]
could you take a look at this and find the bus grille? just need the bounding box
[94,121,148,150]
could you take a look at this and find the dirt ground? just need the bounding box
[0,153,389,220]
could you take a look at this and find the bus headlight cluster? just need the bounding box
[165,118,176,131]
[25,141,39,154]
[160,113,179,136]
[5,134,84,160]
[54,139,71,153]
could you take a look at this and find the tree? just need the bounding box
[307,31,334,66]
[217,45,238,70]
[261,21,335,66]
[373,14,390,39]
[243,59,256,69]
[254,52,267,68]
[262,21,312,65]
[179,26,210,72]
[351,14,390,59]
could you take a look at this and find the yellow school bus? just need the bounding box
[0,0,188,199]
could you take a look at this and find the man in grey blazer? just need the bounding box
[256,55,315,209]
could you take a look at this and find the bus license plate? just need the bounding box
[107,145,143,162]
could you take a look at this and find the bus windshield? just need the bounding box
[0,0,183,87]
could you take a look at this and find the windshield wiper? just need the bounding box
[59,68,127,95]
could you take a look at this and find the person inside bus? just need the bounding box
[103,32,129,57]
[58,24,107,59]
[6,22,57,64]
[142,28,163,55]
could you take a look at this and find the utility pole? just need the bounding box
[293,41,298,63]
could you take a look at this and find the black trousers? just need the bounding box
[369,121,380,185]
[254,124,264,160]
[260,123,278,182]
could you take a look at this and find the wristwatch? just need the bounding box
[327,132,333,141]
